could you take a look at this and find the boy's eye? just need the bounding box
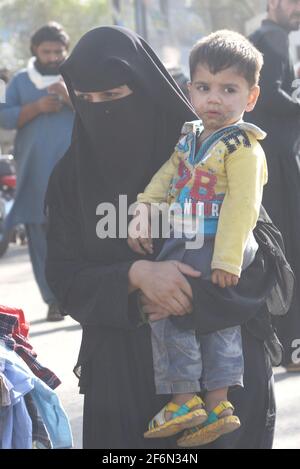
[224,87,236,94]
[196,85,209,92]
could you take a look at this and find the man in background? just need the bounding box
[249,0,300,370]
[0,23,74,321]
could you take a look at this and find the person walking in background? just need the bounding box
[249,0,300,370]
[0,22,74,321]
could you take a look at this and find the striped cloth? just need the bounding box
[0,312,61,390]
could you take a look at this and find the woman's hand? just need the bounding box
[211,269,239,288]
[128,260,201,316]
[138,293,180,322]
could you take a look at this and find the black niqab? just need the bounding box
[74,90,157,202]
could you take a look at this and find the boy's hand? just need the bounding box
[128,203,153,255]
[211,269,239,288]
[127,235,153,255]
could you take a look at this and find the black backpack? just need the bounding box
[250,206,294,365]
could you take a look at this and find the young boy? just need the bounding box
[128,30,267,447]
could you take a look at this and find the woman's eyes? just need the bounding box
[102,92,119,99]
[77,92,120,101]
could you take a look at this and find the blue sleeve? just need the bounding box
[0,75,22,129]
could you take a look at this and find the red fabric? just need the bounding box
[0,304,29,338]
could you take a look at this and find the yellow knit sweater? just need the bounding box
[137,121,268,277]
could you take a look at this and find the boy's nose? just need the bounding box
[207,93,222,104]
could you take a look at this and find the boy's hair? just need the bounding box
[189,30,264,88]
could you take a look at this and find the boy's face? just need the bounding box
[188,64,260,133]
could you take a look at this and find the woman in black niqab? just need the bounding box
[45,26,281,449]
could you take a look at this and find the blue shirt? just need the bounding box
[0,342,73,449]
[0,359,33,449]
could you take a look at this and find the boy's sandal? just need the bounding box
[144,395,208,439]
[177,400,241,447]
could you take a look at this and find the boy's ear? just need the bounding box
[187,81,192,99]
[245,85,260,113]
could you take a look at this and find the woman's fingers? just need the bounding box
[173,261,201,299]
[175,261,201,278]
[141,297,171,322]
[136,260,199,314]
[149,313,163,322]
[141,291,191,318]
[139,293,151,306]
[166,297,186,316]
[142,303,169,315]
[170,290,193,315]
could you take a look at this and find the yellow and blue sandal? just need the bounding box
[144,395,208,439]
[177,401,240,447]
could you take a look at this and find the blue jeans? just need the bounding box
[151,234,258,395]
[151,319,244,394]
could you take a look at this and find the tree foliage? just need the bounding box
[0,0,110,69]
[191,0,265,33]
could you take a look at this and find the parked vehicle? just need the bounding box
[0,154,26,257]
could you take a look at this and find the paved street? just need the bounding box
[1,243,299,449]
